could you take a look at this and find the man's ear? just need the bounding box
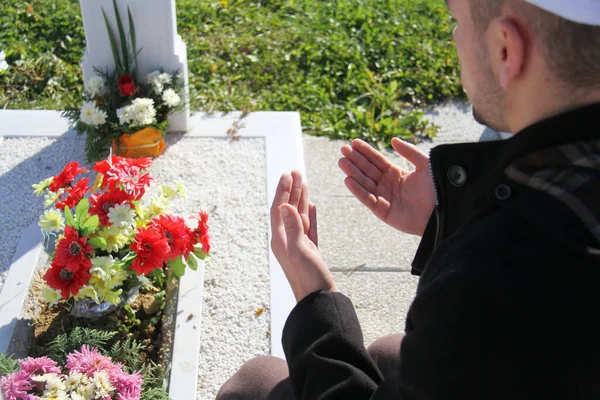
[487,18,526,89]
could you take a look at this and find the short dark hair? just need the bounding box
[470,0,600,89]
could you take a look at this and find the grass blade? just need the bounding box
[112,0,129,74]
[102,7,122,76]
[128,7,138,80]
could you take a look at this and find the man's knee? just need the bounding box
[217,356,289,400]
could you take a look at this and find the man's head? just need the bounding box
[447,0,600,132]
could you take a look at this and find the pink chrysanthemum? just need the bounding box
[65,345,120,378]
[19,356,61,377]
[0,371,33,400]
[112,370,143,400]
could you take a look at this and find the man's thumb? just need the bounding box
[280,204,303,244]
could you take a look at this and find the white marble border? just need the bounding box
[0,110,301,365]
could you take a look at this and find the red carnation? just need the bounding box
[55,178,90,210]
[44,261,91,298]
[130,226,170,275]
[118,75,136,96]
[152,215,194,260]
[93,156,153,199]
[54,226,93,272]
[193,210,211,254]
[89,189,134,226]
[49,162,88,192]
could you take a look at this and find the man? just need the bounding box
[218,0,600,398]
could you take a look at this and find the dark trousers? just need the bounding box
[217,333,404,400]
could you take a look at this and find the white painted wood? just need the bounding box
[168,261,205,399]
[79,0,190,132]
[0,223,42,354]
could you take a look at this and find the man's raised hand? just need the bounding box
[270,171,336,303]
[338,138,435,236]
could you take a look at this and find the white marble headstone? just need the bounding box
[79,0,190,132]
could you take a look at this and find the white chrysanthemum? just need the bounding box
[162,88,180,107]
[42,287,62,305]
[91,371,115,398]
[39,209,65,232]
[79,102,105,127]
[158,72,171,84]
[32,373,66,392]
[108,203,136,228]
[91,109,107,126]
[84,76,106,98]
[116,105,133,125]
[32,177,54,196]
[145,70,164,94]
[0,50,8,72]
[130,97,156,126]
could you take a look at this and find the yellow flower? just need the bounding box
[38,209,65,232]
[176,181,187,198]
[90,256,127,290]
[98,287,123,305]
[43,189,63,208]
[32,177,53,196]
[76,285,100,304]
[42,287,62,305]
[92,173,103,192]
[149,195,170,216]
[160,185,178,200]
[96,227,129,253]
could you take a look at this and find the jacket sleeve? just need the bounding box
[282,291,384,399]
[282,270,563,400]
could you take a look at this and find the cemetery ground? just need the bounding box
[0,0,499,398]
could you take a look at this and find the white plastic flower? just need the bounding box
[91,371,114,398]
[79,102,106,127]
[116,105,133,125]
[39,209,65,232]
[84,76,106,98]
[42,287,62,305]
[130,97,156,126]
[162,88,181,107]
[158,72,171,84]
[145,70,164,94]
[108,204,136,228]
[0,51,8,72]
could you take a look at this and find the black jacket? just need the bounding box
[282,103,600,399]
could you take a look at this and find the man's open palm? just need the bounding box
[338,138,435,236]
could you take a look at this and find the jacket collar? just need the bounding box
[412,102,600,275]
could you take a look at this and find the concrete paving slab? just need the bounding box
[313,195,421,271]
[332,271,419,347]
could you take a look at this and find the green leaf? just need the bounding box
[64,206,76,228]
[75,198,89,225]
[80,215,99,236]
[113,0,130,74]
[193,246,210,261]
[186,254,198,271]
[88,236,107,248]
[102,7,123,75]
[128,7,138,80]
[169,257,186,278]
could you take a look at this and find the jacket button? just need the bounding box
[495,184,512,200]
[447,166,467,187]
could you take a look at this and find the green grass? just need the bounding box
[0,0,463,146]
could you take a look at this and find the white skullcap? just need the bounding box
[524,0,600,26]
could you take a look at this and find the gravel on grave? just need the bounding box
[0,134,270,399]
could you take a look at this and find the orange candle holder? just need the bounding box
[111,127,166,158]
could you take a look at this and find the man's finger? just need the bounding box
[341,142,384,183]
[288,170,304,208]
[343,177,378,213]
[391,138,429,169]
[280,204,305,249]
[349,139,392,172]
[338,157,378,194]
[298,182,310,234]
[308,203,318,247]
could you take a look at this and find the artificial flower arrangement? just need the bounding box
[32,155,210,308]
[0,347,142,400]
[62,0,185,162]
